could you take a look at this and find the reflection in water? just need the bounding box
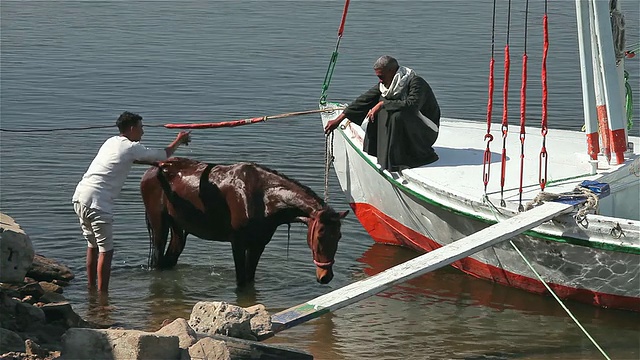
[85,289,115,328]
[146,267,193,330]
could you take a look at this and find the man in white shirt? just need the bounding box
[72,111,191,293]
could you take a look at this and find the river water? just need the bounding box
[1,1,639,359]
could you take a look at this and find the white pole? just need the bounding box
[612,0,630,149]
[589,1,612,163]
[576,0,600,161]
[592,0,627,164]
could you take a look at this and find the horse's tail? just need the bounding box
[145,211,154,269]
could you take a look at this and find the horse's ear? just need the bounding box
[339,210,349,219]
[296,216,311,225]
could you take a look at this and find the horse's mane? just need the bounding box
[250,162,326,207]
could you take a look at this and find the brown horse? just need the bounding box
[140,157,348,286]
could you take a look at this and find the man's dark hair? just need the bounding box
[116,111,142,133]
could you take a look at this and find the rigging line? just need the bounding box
[500,0,513,207]
[539,0,550,191]
[509,240,612,360]
[0,124,160,133]
[517,0,530,212]
[483,199,610,359]
[482,0,498,195]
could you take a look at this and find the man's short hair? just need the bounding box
[116,111,142,133]
[373,55,399,71]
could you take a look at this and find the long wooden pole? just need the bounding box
[266,201,574,338]
[164,107,345,129]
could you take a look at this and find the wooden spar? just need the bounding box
[268,201,574,337]
[164,107,345,129]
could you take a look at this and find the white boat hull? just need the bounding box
[321,104,640,311]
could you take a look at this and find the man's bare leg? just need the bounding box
[97,250,114,293]
[86,247,98,289]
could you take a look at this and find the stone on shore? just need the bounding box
[62,328,181,360]
[188,337,231,360]
[156,318,197,349]
[0,213,35,284]
[26,254,74,283]
[0,328,25,353]
[245,304,273,340]
[189,302,254,340]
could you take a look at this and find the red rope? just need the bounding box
[482,0,498,195]
[518,52,528,211]
[337,0,351,38]
[483,58,495,192]
[500,43,510,206]
[517,0,530,212]
[539,13,549,191]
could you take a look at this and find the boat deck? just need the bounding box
[395,118,638,209]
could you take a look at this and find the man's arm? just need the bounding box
[324,85,381,133]
[164,131,191,157]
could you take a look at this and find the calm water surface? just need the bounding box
[1,1,639,359]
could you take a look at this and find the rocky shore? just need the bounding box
[1,213,311,360]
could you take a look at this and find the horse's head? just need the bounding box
[301,207,349,284]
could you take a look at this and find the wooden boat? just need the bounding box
[319,0,639,312]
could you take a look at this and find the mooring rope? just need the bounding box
[508,240,611,360]
[484,194,610,360]
[324,132,335,203]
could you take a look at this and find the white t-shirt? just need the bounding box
[72,135,167,214]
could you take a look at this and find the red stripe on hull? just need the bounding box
[349,202,640,312]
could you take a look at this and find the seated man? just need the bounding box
[324,55,440,171]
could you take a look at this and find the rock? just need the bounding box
[188,337,230,360]
[188,301,254,340]
[62,328,180,360]
[0,284,21,299]
[26,254,74,283]
[245,304,273,340]
[15,302,46,331]
[24,339,47,358]
[156,318,197,349]
[40,302,90,329]
[17,282,45,300]
[40,291,67,303]
[38,281,63,294]
[0,213,35,284]
[0,328,25,354]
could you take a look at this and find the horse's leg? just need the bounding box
[244,228,275,283]
[231,238,248,286]
[244,242,267,284]
[163,222,187,268]
[146,211,170,269]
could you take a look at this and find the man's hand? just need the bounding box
[176,131,191,146]
[366,101,384,120]
[324,114,346,134]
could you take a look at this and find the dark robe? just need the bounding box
[343,75,441,171]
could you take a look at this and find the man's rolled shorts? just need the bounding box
[73,202,114,252]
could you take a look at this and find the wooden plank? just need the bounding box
[269,201,574,335]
